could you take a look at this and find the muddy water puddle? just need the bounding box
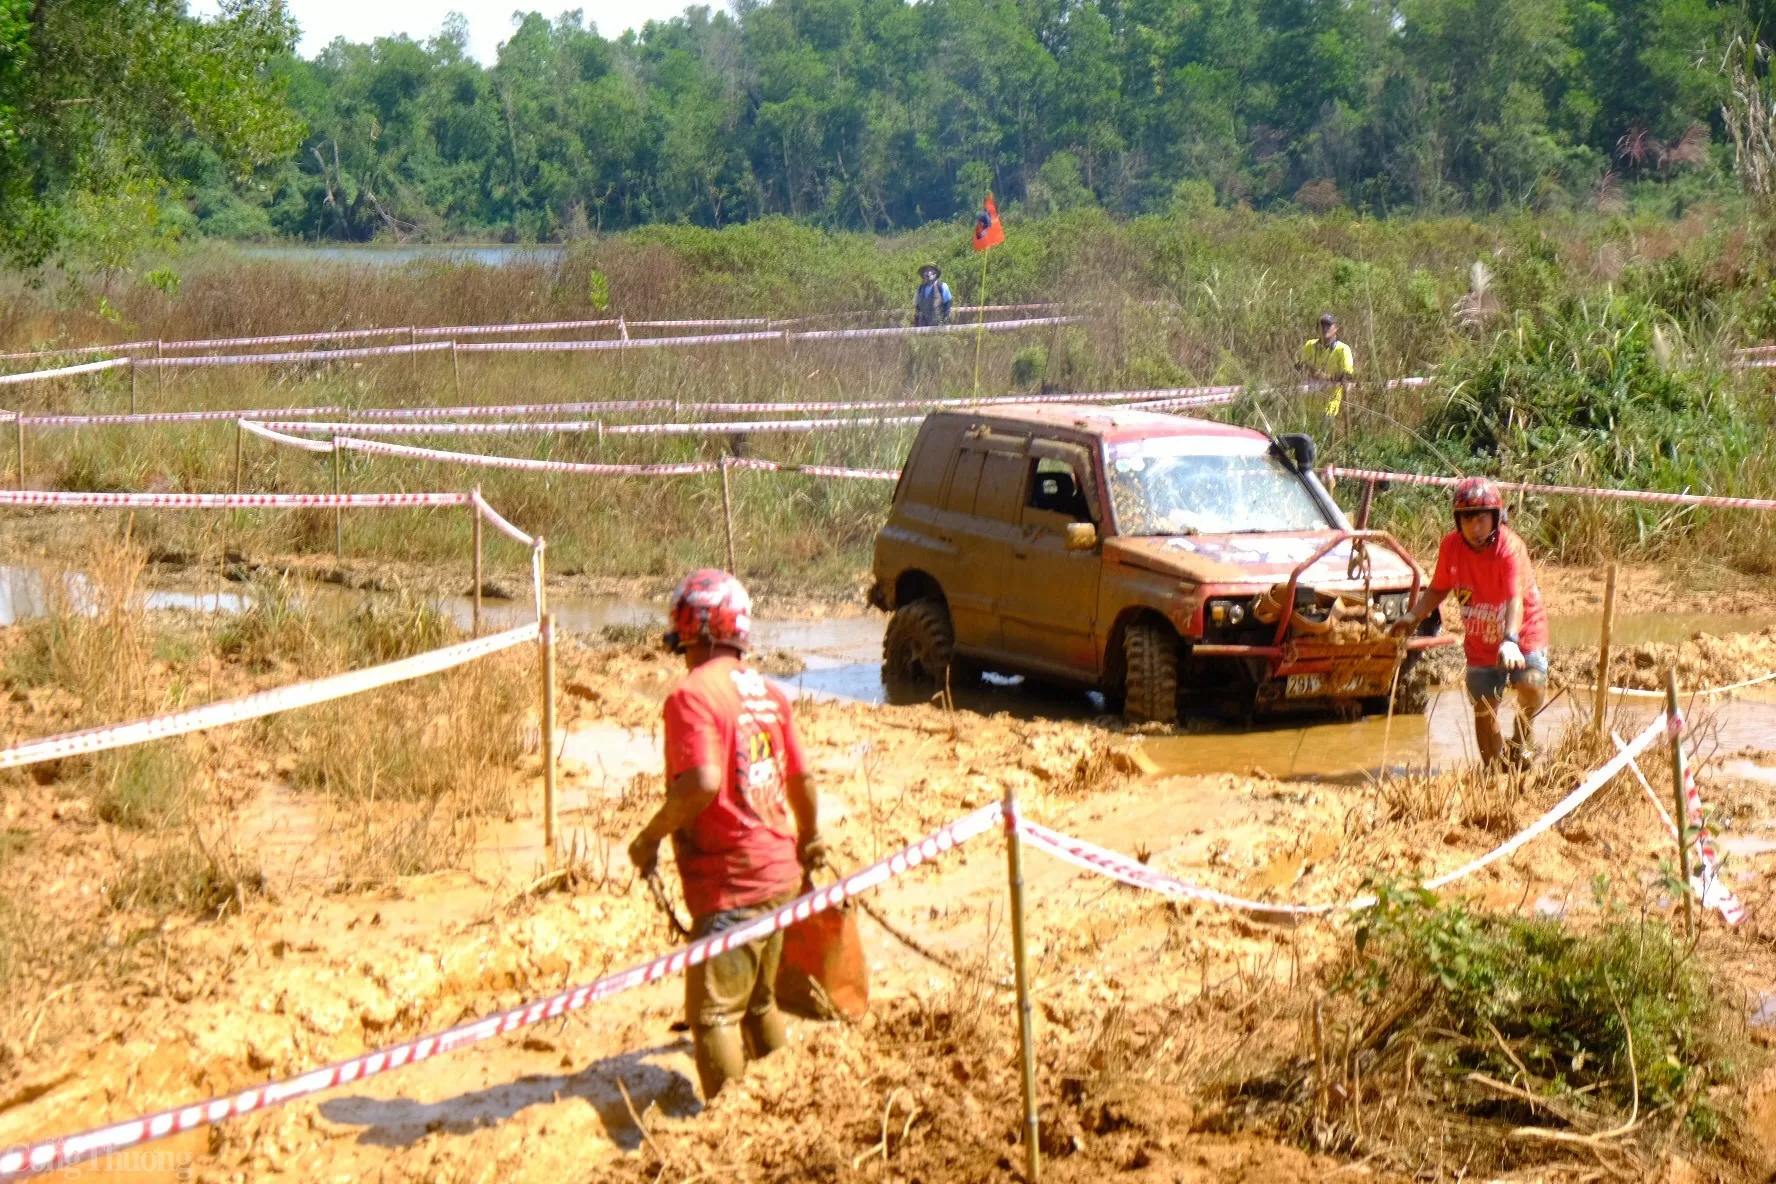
[11,562,1776,780]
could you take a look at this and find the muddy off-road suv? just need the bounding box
[868,405,1452,724]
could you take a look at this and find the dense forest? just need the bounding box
[178,0,1769,242]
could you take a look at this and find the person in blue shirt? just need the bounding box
[914,265,952,327]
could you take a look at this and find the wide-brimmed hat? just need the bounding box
[919,264,940,278]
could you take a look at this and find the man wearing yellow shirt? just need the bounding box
[1300,312,1355,417]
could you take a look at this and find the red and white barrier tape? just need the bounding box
[791,316,1075,341]
[0,358,133,385]
[17,386,1242,432]
[138,342,453,369]
[1593,669,1776,701]
[0,341,154,363]
[1612,732,1744,924]
[471,490,536,548]
[0,625,537,771]
[266,415,926,438]
[0,803,1002,1179]
[731,458,902,481]
[455,331,784,354]
[239,419,337,454]
[414,318,620,338]
[340,436,721,477]
[23,407,346,428]
[1325,466,1776,513]
[1021,714,1668,915]
[0,490,469,510]
[167,327,412,351]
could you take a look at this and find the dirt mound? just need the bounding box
[1549,628,1776,692]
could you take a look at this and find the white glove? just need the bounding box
[1497,640,1526,670]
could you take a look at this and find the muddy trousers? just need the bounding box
[1465,653,1549,767]
[685,893,795,1099]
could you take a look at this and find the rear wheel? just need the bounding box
[882,599,975,697]
[1123,621,1179,726]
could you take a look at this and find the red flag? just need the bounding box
[973,192,1004,251]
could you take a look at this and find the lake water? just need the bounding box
[235,244,567,268]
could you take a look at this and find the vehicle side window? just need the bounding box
[1023,456,1093,524]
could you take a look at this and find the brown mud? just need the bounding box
[3,626,1776,1181]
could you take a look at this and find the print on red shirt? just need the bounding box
[1430,525,1549,667]
[662,656,806,918]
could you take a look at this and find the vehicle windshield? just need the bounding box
[1106,438,1332,536]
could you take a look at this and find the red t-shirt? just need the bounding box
[662,655,806,918]
[1431,525,1549,666]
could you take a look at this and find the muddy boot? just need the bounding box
[693,1023,747,1100]
[743,1006,788,1062]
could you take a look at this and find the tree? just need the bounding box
[0,0,302,269]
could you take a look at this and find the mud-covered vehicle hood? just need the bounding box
[1104,532,1421,589]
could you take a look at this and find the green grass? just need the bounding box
[3,206,1776,595]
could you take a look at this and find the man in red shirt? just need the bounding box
[1396,477,1549,767]
[628,569,824,1099]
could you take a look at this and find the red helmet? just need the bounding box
[1452,476,1506,520]
[665,568,752,654]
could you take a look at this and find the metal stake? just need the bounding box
[720,455,738,574]
[1355,477,1377,530]
[541,612,559,857]
[1003,786,1041,1182]
[332,441,343,562]
[233,421,244,494]
[1592,562,1617,739]
[1666,669,1694,940]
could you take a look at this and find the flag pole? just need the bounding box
[973,248,989,399]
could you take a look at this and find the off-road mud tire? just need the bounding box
[1122,621,1179,726]
[882,599,974,696]
[1365,655,1433,716]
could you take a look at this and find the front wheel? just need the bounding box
[882,599,976,699]
[1122,621,1179,726]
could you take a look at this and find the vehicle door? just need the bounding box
[998,437,1103,676]
[936,426,1029,653]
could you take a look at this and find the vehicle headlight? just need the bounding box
[1209,599,1248,627]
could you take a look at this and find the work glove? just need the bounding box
[797,832,831,872]
[1388,617,1417,639]
[627,833,661,879]
[1497,640,1526,670]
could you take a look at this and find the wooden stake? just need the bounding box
[1003,785,1040,1182]
[13,414,22,491]
[129,359,137,414]
[408,326,417,384]
[332,441,343,562]
[233,421,244,495]
[541,612,558,857]
[154,340,163,402]
[1666,668,1694,940]
[1592,562,1617,739]
[719,455,738,574]
[471,486,483,637]
[973,250,990,400]
[451,340,463,402]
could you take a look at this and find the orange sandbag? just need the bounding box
[776,892,869,1021]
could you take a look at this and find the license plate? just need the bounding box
[1286,674,1324,697]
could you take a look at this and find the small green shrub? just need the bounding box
[94,742,194,831]
[214,573,316,670]
[104,835,265,918]
[344,593,454,665]
[1345,884,1741,1134]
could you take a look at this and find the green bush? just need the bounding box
[1347,885,1740,1132]
[94,742,193,831]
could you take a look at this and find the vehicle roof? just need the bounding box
[933,403,1266,444]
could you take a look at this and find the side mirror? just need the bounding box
[1064,522,1098,552]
